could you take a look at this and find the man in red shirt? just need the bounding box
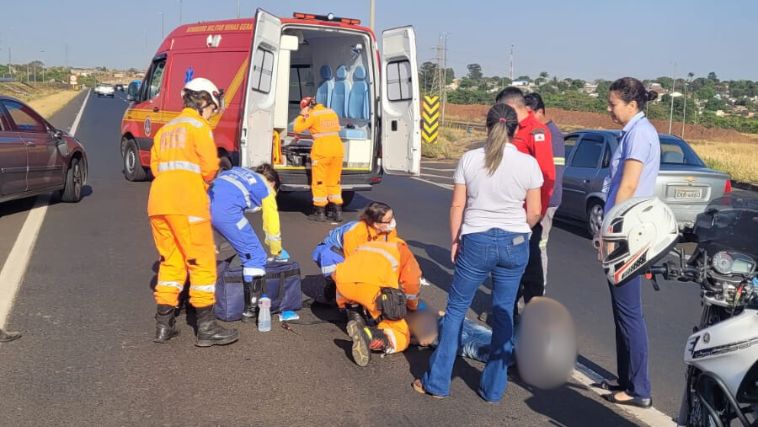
[496,87,556,318]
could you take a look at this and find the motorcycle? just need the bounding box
[649,192,758,426]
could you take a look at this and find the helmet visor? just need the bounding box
[601,239,629,265]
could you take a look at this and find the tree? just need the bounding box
[516,75,531,82]
[418,61,438,93]
[707,72,719,83]
[445,68,455,85]
[535,71,549,86]
[466,63,483,81]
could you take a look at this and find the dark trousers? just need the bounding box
[608,276,651,398]
[514,223,544,318]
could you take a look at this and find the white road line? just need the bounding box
[411,177,453,190]
[421,166,456,172]
[419,172,453,180]
[572,363,675,427]
[0,89,90,329]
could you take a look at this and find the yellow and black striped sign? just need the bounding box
[422,95,440,144]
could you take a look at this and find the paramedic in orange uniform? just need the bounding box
[333,240,422,366]
[294,96,344,222]
[148,77,239,347]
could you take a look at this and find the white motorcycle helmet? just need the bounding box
[182,77,224,111]
[598,197,678,286]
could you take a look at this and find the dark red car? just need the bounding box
[0,95,88,204]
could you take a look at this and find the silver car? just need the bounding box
[556,130,731,236]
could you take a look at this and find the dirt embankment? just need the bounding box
[0,82,82,119]
[446,104,758,144]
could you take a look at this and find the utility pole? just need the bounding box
[682,72,693,139]
[441,33,448,126]
[159,12,165,39]
[40,50,46,84]
[668,63,676,135]
[509,44,514,81]
[369,0,375,32]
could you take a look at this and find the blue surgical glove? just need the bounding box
[417,299,428,312]
[275,249,290,262]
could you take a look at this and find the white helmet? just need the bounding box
[182,77,224,110]
[598,197,678,286]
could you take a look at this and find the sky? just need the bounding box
[1,0,757,82]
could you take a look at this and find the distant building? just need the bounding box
[715,110,726,117]
[446,78,461,91]
[582,82,598,94]
[647,82,667,100]
[512,80,529,88]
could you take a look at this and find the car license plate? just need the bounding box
[673,187,703,200]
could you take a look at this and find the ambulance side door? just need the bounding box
[380,26,420,176]
[132,54,168,153]
[240,8,281,167]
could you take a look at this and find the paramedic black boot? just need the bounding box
[195,306,239,347]
[330,204,343,223]
[308,206,327,222]
[154,304,179,344]
[347,323,389,367]
[345,304,365,326]
[242,277,263,322]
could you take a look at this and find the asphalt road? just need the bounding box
[0,91,666,426]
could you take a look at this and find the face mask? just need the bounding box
[378,218,396,233]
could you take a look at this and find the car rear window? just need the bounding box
[660,137,705,167]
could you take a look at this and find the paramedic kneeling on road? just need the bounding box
[312,202,398,300]
[294,96,344,222]
[333,240,422,366]
[148,77,238,347]
[209,164,289,322]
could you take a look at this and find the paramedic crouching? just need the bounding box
[209,164,290,322]
[294,96,344,222]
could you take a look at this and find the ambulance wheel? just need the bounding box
[341,191,355,208]
[123,138,147,182]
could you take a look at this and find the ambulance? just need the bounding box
[121,9,420,205]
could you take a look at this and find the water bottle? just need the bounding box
[258,294,272,332]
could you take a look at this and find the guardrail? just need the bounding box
[444,119,486,132]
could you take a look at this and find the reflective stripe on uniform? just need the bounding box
[383,328,398,353]
[166,116,204,128]
[265,234,281,241]
[313,196,328,203]
[312,131,339,138]
[158,160,201,174]
[321,264,337,275]
[243,267,266,277]
[219,175,252,208]
[188,216,205,224]
[554,156,565,166]
[405,293,418,300]
[190,284,216,293]
[311,109,332,117]
[236,217,249,230]
[356,246,399,270]
[157,281,184,291]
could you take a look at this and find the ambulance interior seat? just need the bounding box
[340,65,370,140]
[315,65,334,107]
[330,65,349,118]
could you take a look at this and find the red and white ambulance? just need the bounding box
[121,9,420,204]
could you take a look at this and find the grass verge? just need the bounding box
[422,127,486,160]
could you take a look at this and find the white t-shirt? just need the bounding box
[453,143,544,235]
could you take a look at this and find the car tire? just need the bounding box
[586,199,605,238]
[123,138,148,182]
[60,157,84,203]
[342,191,356,208]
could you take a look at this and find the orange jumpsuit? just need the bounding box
[148,108,219,308]
[333,240,422,353]
[342,222,399,258]
[293,104,343,207]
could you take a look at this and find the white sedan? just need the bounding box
[94,84,115,97]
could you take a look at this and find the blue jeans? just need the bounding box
[608,276,651,398]
[422,228,529,401]
[457,317,493,362]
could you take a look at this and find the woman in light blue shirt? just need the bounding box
[599,77,660,409]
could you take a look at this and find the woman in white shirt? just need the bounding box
[414,103,543,402]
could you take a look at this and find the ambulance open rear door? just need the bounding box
[240,8,282,167]
[380,26,421,176]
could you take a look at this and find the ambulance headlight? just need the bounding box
[327,13,335,21]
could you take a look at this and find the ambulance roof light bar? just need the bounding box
[293,12,361,25]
